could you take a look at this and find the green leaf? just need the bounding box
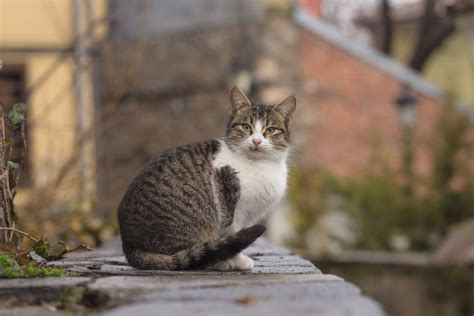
[8,111,24,125]
[13,103,27,114]
[32,239,50,259]
[0,253,21,277]
[8,103,27,125]
[7,161,19,171]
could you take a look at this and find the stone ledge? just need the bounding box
[0,239,386,316]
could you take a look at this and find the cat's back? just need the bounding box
[118,140,223,247]
[118,140,221,212]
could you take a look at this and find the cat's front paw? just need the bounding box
[208,254,254,271]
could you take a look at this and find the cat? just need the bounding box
[118,86,296,271]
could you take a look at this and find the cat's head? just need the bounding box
[225,86,296,161]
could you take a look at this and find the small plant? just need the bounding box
[0,102,27,244]
[0,253,69,278]
[287,170,332,248]
[0,103,92,277]
[289,107,474,252]
[0,227,90,278]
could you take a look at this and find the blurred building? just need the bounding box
[270,3,474,243]
[1,0,472,225]
[299,0,474,107]
[0,0,107,206]
[294,7,458,177]
[96,0,298,213]
[97,0,474,243]
[356,0,474,107]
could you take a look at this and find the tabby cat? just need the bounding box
[118,87,296,271]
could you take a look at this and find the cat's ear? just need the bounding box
[274,95,296,123]
[229,86,251,112]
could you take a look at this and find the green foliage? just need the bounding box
[428,107,474,231]
[2,102,27,239]
[1,102,90,278]
[288,170,360,251]
[8,103,26,125]
[0,228,90,278]
[7,161,20,171]
[289,107,474,251]
[0,253,69,278]
[325,169,437,250]
[32,238,50,258]
[287,170,331,246]
[0,228,91,264]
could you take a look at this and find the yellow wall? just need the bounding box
[0,0,72,46]
[424,32,474,106]
[0,0,108,203]
[28,56,76,186]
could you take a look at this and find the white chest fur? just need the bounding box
[212,140,288,231]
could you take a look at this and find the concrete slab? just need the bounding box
[0,277,91,302]
[104,282,385,316]
[0,238,386,316]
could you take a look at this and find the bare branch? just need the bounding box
[380,0,393,55]
[409,0,456,72]
[0,227,39,243]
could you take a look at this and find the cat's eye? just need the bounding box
[241,124,252,132]
[265,127,277,135]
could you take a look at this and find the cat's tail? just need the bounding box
[123,224,266,271]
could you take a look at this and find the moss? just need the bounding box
[0,253,72,278]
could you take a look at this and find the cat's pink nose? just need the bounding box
[252,138,262,147]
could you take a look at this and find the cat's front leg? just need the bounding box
[215,165,240,229]
[207,253,254,271]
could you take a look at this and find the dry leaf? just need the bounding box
[234,295,256,305]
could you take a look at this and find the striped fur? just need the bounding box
[122,224,265,270]
[118,87,296,271]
